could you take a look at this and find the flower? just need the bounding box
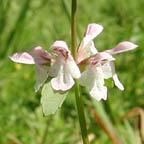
[49,40,81,91]
[9,41,81,92]
[9,23,137,99]
[9,46,54,92]
[78,23,138,101]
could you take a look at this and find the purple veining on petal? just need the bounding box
[29,46,54,60]
[50,40,70,59]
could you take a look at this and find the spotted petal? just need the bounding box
[9,52,35,64]
[50,40,70,58]
[50,40,69,51]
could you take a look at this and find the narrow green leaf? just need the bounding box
[92,100,114,133]
[41,82,68,116]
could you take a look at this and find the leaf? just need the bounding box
[90,107,122,144]
[123,120,138,144]
[120,107,144,142]
[92,99,115,134]
[41,82,68,116]
[104,78,114,88]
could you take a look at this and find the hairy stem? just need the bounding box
[71,0,89,143]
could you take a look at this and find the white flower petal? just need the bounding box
[77,23,103,63]
[9,52,35,64]
[110,62,124,90]
[48,55,62,77]
[34,64,48,92]
[77,39,98,63]
[90,82,107,101]
[79,66,93,88]
[113,74,124,91]
[105,41,138,55]
[85,23,104,40]
[101,62,113,79]
[79,65,107,101]
[89,52,115,64]
[49,55,75,91]
[90,66,107,101]
[50,40,70,57]
[51,64,74,91]
[66,55,81,79]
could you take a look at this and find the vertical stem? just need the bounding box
[41,116,52,144]
[71,0,77,60]
[74,80,90,144]
[71,0,89,143]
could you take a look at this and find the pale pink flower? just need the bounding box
[49,40,81,91]
[9,41,81,92]
[78,23,138,101]
[9,46,54,92]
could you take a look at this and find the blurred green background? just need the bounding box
[0,0,144,143]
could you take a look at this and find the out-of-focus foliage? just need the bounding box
[0,0,144,143]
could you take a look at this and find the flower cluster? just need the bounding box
[9,23,137,101]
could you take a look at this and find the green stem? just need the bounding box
[74,80,90,144]
[71,0,77,60]
[41,116,52,144]
[71,0,89,143]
